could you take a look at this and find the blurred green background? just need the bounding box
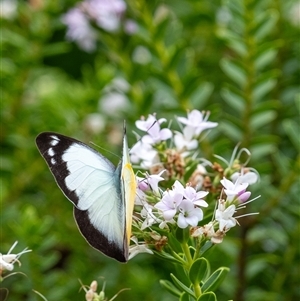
[1,0,299,300]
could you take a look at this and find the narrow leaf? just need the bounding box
[250,144,277,161]
[282,119,300,152]
[220,59,247,87]
[217,28,246,57]
[253,79,277,102]
[216,28,241,42]
[180,292,190,301]
[254,10,279,41]
[202,267,229,292]
[221,88,245,113]
[153,250,184,264]
[254,49,277,70]
[197,292,217,301]
[189,258,209,284]
[160,280,182,297]
[190,82,214,109]
[170,273,196,298]
[200,241,214,257]
[227,40,247,57]
[219,121,243,141]
[175,226,190,244]
[250,111,277,130]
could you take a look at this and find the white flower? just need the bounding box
[220,177,249,202]
[174,126,198,151]
[231,171,258,185]
[84,113,105,134]
[99,92,130,117]
[177,199,203,229]
[129,237,153,260]
[61,7,97,52]
[155,189,183,220]
[130,141,159,168]
[177,110,218,136]
[0,241,31,274]
[144,170,165,194]
[191,222,215,238]
[0,0,17,19]
[140,203,161,230]
[289,1,300,27]
[172,180,185,195]
[124,19,138,34]
[215,202,237,231]
[136,114,172,144]
[84,280,98,301]
[135,177,148,205]
[84,0,126,32]
[183,186,209,207]
[132,46,152,65]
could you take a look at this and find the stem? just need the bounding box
[194,282,202,298]
[193,236,203,260]
[181,242,202,297]
[182,242,193,267]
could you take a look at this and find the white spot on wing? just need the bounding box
[51,158,56,165]
[48,148,55,157]
[50,136,59,146]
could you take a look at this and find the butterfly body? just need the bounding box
[36,128,136,262]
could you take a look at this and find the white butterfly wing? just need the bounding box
[36,132,127,262]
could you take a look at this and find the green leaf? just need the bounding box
[202,267,229,292]
[42,42,70,56]
[175,226,190,244]
[282,119,300,152]
[197,292,217,301]
[200,241,214,257]
[253,79,277,102]
[217,28,247,56]
[254,49,277,70]
[251,134,279,145]
[160,280,182,297]
[219,120,243,141]
[250,143,277,160]
[220,59,247,87]
[227,40,247,57]
[254,10,279,41]
[253,99,281,113]
[153,250,184,264]
[180,292,190,301]
[216,28,242,43]
[183,160,199,183]
[295,93,300,113]
[189,258,209,284]
[221,87,245,113]
[168,232,184,253]
[250,111,277,130]
[170,273,196,298]
[190,82,214,109]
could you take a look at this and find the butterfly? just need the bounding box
[35,126,136,262]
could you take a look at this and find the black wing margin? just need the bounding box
[36,132,83,206]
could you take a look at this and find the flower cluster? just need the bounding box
[129,110,260,258]
[155,181,208,229]
[61,0,136,52]
[130,110,217,171]
[81,279,129,301]
[0,241,31,278]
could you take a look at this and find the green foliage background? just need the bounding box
[1,0,299,300]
